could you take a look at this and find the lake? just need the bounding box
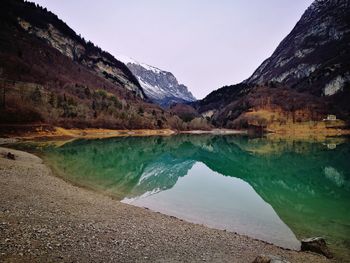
[12,135,350,261]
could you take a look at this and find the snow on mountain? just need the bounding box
[117,55,196,107]
[117,55,162,74]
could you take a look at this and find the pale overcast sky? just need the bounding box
[31,0,314,99]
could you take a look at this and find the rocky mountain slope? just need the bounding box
[0,0,204,130]
[1,0,144,98]
[117,56,196,107]
[195,0,350,130]
[245,0,350,96]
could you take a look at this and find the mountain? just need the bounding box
[0,0,198,130]
[117,56,196,107]
[245,0,350,96]
[0,0,144,98]
[195,0,350,131]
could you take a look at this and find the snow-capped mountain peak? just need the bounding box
[116,55,196,107]
[117,55,162,74]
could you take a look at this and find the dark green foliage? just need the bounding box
[95,89,108,99]
[179,113,195,123]
[30,86,42,104]
[67,96,77,106]
[138,106,144,115]
[48,91,56,107]
[110,96,122,109]
[157,119,163,128]
[84,87,91,98]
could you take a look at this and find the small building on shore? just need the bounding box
[324,115,337,121]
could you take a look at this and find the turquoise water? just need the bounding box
[14,135,350,260]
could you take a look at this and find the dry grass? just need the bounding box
[12,126,176,140]
[236,108,349,136]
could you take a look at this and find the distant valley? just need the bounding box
[0,0,349,135]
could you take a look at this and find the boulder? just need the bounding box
[252,254,290,263]
[301,237,332,258]
[6,152,15,160]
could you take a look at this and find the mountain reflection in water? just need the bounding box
[18,135,350,260]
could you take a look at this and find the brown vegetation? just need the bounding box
[0,79,212,131]
[0,0,213,131]
[193,83,349,133]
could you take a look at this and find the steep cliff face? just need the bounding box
[3,0,144,99]
[195,0,350,129]
[0,0,193,129]
[117,56,196,107]
[245,0,350,97]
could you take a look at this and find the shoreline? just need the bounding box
[0,126,248,140]
[180,129,247,135]
[1,124,349,142]
[0,127,177,140]
[0,146,330,262]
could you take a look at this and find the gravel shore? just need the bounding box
[0,147,330,262]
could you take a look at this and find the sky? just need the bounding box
[31,0,314,99]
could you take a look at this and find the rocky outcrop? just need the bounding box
[194,0,350,128]
[117,56,196,107]
[301,237,333,258]
[13,4,144,98]
[245,0,350,98]
[0,0,191,130]
[252,254,290,263]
